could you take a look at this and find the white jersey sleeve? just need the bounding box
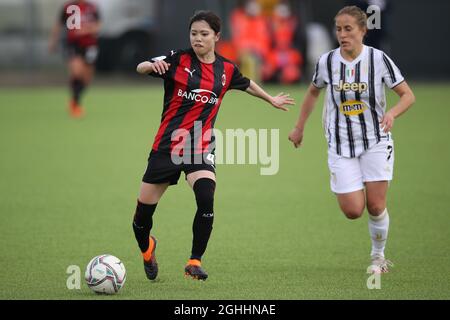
[311,54,328,89]
[381,53,404,89]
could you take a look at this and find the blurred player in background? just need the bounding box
[48,0,100,118]
[133,11,294,281]
[288,6,415,273]
[229,0,271,82]
[263,1,303,84]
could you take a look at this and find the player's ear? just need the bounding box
[215,32,221,42]
[359,25,367,40]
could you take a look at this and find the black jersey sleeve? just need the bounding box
[229,65,250,91]
[148,49,179,79]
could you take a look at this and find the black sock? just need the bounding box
[70,78,85,105]
[191,178,216,260]
[132,200,157,253]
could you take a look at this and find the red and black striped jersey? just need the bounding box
[149,48,251,155]
[60,1,100,47]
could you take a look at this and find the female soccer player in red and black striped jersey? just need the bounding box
[288,6,415,274]
[49,0,100,118]
[133,11,294,281]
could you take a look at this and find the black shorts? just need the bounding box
[142,150,216,185]
[64,42,98,65]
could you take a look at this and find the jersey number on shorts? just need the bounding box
[387,145,393,161]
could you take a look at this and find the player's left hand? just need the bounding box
[271,93,295,111]
[380,111,395,133]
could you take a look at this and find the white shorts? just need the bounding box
[327,139,394,194]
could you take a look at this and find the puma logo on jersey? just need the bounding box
[334,80,368,93]
[184,67,196,77]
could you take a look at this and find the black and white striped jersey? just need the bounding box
[312,45,404,158]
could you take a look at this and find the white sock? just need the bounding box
[368,208,389,258]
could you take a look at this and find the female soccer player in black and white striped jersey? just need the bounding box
[289,6,415,273]
[133,11,294,281]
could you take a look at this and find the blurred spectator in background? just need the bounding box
[345,0,391,51]
[263,1,303,83]
[229,0,271,82]
[218,0,303,84]
[48,0,100,118]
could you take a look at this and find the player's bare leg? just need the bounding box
[365,181,388,216]
[139,181,169,204]
[184,170,216,280]
[133,182,169,280]
[365,181,393,273]
[82,63,95,85]
[336,190,365,220]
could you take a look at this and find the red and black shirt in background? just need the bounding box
[60,0,100,47]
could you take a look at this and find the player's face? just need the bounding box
[190,20,220,56]
[335,14,365,52]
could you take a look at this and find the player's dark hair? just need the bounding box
[335,6,368,33]
[189,10,221,34]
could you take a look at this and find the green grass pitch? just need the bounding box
[1,83,449,299]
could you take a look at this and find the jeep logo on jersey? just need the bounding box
[334,80,368,93]
[339,100,368,116]
[178,89,219,105]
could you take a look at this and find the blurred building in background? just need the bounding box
[0,0,449,83]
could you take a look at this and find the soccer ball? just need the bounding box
[85,254,126,294]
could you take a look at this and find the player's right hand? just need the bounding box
[151,60,171,75]
[288,127,303,148]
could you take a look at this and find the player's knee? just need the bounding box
[366,202,385,216]
[339,200,364,219]
[70,62,84,76]
[138,188,161,204]
[193,178,216,212]
[139,183,166,204]
[342,207,364,220]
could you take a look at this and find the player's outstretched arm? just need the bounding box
[48,22,61,53]
[136,60,171,75]
[245,80,295,111]
[380,81,415,133]
[288,84,321,148]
